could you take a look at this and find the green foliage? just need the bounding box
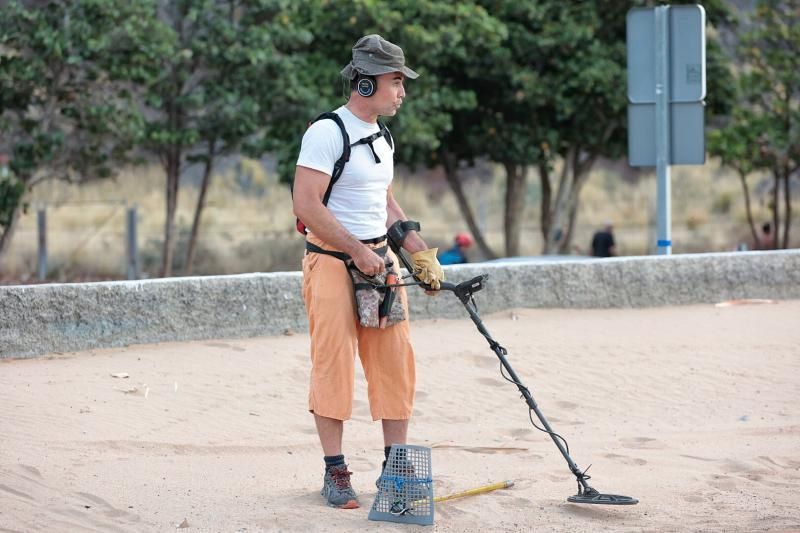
[709,0,800,247]
[0,0,773,260]
[269,0,506,183]
[708,0,799,248]
[0,0,169,233]
[709,1,800,171]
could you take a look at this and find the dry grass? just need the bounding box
[1,156,795,282]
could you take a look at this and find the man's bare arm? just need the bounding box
[293,165,385,275]
[386,184,430,254]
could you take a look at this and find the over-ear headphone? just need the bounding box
[356,73,376,97]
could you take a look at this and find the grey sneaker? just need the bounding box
[321,464,359,509]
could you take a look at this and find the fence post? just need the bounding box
[37,207,47,281]
[126,206,139,280]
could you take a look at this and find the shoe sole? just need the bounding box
[331,499,359,509]
[322,488,360,509]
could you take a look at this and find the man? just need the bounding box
[758,222,775,250]
[292,34,444,509]
[590,222,616,258]
[438,232,473,265]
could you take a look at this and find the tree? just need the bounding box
[143,0,324,277]
[271,0,506,257]
[710,0,799,249]
[0,0,170,260]
[431,0,634,257]
[181,1,315,274]
[474,1,735,256]
[265,0,737,260]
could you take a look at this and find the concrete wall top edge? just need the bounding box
[2,249,799,359]
[3,270,304,293]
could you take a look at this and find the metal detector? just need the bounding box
[387,220,638,506]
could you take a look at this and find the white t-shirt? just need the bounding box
[296,106,394,240]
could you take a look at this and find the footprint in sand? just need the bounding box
[204,342,246,352]
[602,453,647,466]
[0,483,34,501]
[620,436,666,450]
[15,464,46,486]
[680,454,717,463]
[708,474,739,492]
[429,413,472,423]
[509,427,537,440]
[475,377,504,388]
[74,492,133,518]
[720,457,800,489]
[555,400,579,410]
[682,493,706,503]
[347,455,377,473]
[294,425,318,436]
[465,354,498,369]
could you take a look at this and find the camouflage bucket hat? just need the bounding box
[340,34,419,80]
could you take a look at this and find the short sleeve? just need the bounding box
[296,119,345,176]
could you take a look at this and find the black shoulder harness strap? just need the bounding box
[312,114,393,203]
[296,114,395,235]
[312,112,351,206]
[350,121,393,164]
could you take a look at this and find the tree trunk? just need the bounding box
[738,170,759,248]
[782,171,791,249]
[544,149,574,254]
[502,161,526,257]
[771,174,780,250]
[538,158,552,253]
[160,87,184,278]
[441,151,496,260]
[561,199,579,254]
[0,204,23,261]
[185,141,216,275]
[558,157,594,254]
[161,150,180,278]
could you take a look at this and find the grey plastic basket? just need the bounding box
[368,444,434,526]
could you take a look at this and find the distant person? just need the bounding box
[758,222,775,250]
[438,232,473,265]
[590,223,616,257]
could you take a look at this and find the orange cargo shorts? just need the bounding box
[302,233,416,422]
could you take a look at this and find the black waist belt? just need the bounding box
[360,234,387,244]
[305,242,350,261]
[305,241,388,260]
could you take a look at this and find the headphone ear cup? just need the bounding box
[356,75,376,97]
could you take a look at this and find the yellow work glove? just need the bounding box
[411,248,445,290]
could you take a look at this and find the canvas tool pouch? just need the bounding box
[305,241,406,329]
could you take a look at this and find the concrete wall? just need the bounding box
[2,250,799,359]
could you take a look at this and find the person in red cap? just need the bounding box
[438,232,473,265]
[293,34,444,510]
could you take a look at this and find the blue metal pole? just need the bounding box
[655,6,672,255]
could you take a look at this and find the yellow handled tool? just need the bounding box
[434,480,514,503]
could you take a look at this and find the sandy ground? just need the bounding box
[1,300,799,532]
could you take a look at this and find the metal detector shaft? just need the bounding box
[385,229,589,491]
[453,289,589,490]
[445,278,637,504]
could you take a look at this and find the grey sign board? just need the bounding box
[627,5,706,104]
[628,102,705,166]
